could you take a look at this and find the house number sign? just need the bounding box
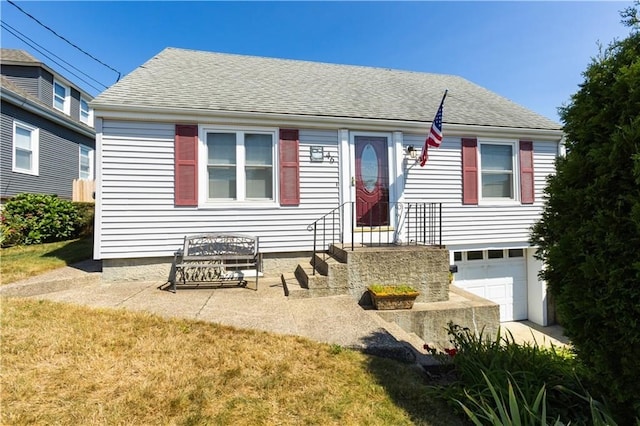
[310,146,324,162]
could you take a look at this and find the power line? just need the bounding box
[2,22,105,93]
[6,0,121,82]
[1,21,106,93]
[1,20,108,91]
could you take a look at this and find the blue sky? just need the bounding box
[1,1,634,122]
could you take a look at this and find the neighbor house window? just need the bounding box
[479,142,516,200]
[204,128,275,202]
[53,80,70,114]
[79,144,94,180]
[80,97,91,125]
[12,121,39,175]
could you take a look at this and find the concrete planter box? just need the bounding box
[368,287,419,310]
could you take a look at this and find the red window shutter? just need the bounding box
[519,140,535,204]
[462,138,478,205]
[174,124,198,206]
[279,129,300,206]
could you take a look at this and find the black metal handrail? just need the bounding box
[307,202,442,275]
[307,202,352,273]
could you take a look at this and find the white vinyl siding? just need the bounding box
[12,120,39,175]
[97,121,340,259]
[97,122,558,260]
[403,135,558,247]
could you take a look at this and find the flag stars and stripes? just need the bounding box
[419,90,447,167]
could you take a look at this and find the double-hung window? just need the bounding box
[79,144,94,180]
[13,121,39,175]
[203,128,275,203]
[53,80,70,115]
[479,141,517,201]
[80,97,92,125]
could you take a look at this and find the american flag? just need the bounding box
[419,90,447,167]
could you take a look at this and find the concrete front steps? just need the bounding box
[284,252,350,299]
[283,243,451,304]
[281,244,500,348]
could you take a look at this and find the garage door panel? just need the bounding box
[464,282,487,298]
[487,284,507,300]
[454,253,528,322]
[459,265,485,280]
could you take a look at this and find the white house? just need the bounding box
[91,47,563,326]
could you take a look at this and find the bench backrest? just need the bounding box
[183,233,258,259]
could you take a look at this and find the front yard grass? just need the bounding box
[1,237,93,285]
[1,298,465,425]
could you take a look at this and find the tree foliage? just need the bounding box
[531,8,640,420]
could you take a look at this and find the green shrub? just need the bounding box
[72,202,94,237]
[429,323,612,424]
[1,194,80,247]
[530,13,640,421]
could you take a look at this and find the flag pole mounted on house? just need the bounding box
[419,89,447,167]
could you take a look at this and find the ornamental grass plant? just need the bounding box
[457,371,617,426]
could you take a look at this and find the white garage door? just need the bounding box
[453,249,528,322]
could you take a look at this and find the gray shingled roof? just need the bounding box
[93,47,561,130]
[0,48,40,65]
[1,75,35,99]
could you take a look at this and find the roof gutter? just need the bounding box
[2,87,95,138]
[92,103,564,141]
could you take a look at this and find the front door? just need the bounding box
[355,136,389,227]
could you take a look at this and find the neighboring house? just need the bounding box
[91,47,564,326]
[0,49,95,201]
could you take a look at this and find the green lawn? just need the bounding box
[1,237,93,284]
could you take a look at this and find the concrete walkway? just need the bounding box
[502,320,569,348]
[1,261,569,362]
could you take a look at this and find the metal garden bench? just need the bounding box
[170,233,260,292]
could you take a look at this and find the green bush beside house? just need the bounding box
[531,7,640,420]
[1,193,94,247]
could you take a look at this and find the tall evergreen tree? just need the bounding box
[531,4,640,420]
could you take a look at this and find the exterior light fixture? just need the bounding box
[406,145,417,159]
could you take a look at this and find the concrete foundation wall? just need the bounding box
[102,257,174,282]
[102,252,313,282]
